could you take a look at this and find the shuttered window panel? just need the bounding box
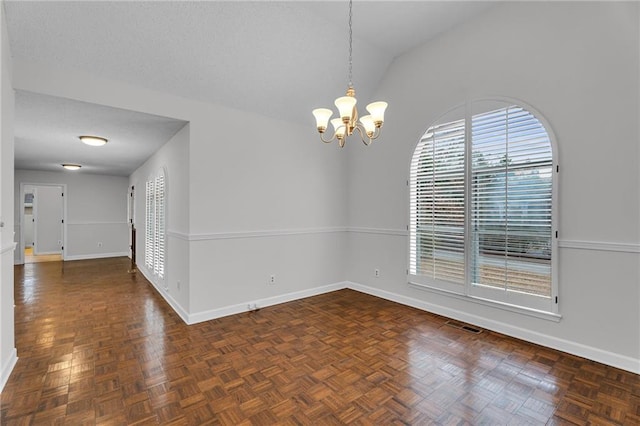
[145,179,154,270]
[145,171,166,279]
[470,106,552,297]
[410,118,466,284]
[154,173,165,279]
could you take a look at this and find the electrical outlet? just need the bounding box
[375,268,380,278]
[98,242,103,247]
[269,274,276,285]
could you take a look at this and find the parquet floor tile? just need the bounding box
[1,257,640,425]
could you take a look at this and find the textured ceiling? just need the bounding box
[5,1,495,176]
[14,91,187,176]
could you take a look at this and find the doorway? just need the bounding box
[20,183,66,264]
[128,185,137,272]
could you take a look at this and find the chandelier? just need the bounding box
[312,0,387,148]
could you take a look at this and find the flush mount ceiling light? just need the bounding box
[312,0,388,148]
[79,135,108,146]
[62,164,81,170]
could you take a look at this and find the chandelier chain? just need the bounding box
[348,0,353,88]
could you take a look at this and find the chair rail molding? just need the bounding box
[168,227,349,242]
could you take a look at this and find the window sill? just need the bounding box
[408,281,562,322]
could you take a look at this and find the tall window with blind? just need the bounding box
[145,170,166,280]
[409,100,557,313]
[409,117,466,293]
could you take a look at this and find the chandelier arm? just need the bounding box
[319,132,337,144]
[353,125,372,146]
[368,127,382,141]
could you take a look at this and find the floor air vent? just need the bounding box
[444,320,483,334]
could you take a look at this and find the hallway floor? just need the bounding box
[1,257,639,424]
[24,247,62,264]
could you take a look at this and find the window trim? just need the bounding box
[407,280,562,322]
[407,97,559,316]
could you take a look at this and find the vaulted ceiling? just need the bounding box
[5,1,496,176]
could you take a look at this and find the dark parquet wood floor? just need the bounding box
[2,258,639,425]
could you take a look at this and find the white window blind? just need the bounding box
[410,118,466,286]
[471,106,552,298]
[409,101,556,313]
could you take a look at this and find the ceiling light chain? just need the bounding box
[348,0,353,89]
[312,0,388,148]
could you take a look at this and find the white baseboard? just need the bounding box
[346,281,640,374]
[136,266,190,325]
[0,348,18,392]
[188,282,348,325]
[164,292,190,324]
[65,252,129,261]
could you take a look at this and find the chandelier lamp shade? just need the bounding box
[312,0,387,148]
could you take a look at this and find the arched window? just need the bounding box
[145,169,166,279]
[409,100,557,314]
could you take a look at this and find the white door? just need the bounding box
[24,189,35,247]
[33,186,63,255]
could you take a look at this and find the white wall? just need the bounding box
[346,2,640,373]
[129,123,190,318]
[0,2,16,391]
[186,102,348,321]
[14,170,129,262]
